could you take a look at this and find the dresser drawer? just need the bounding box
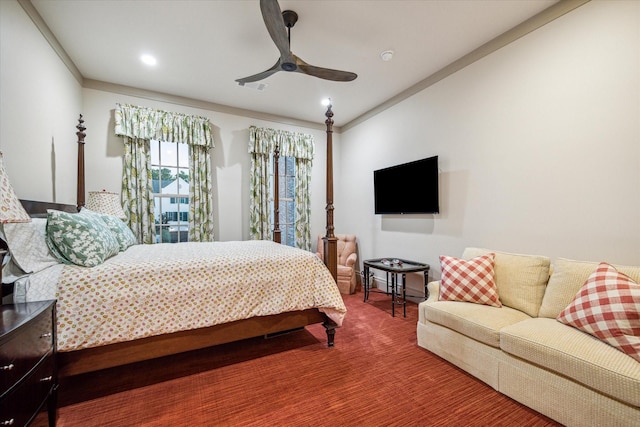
[0,305,54,396]
[0,353,54,427]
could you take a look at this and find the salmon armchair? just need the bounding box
[316,234,358,294]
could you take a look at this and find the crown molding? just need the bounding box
[18,0,83,85]
[19,0,588,134]
[83,79,334,132]
[19,0,336,133]
[341,0,590,132]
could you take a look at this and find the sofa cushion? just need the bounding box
[439,254,501,307]
[500,317,640,407]
[557,262,640,362]
[462,248,550,317]
[539,258,640,319]
[424,301,530,348]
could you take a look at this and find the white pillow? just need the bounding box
[3,218,60,274]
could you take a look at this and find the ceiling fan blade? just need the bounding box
[236,59,281,85]
[260,0,291,60]
[293,55,357,82]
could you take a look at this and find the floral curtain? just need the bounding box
[115,103,215,242]
[121,137,155,244]
[248,126,314,250]
[115,103,213,147]
[189,144,215,241]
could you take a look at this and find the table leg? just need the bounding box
[363,266,370,302]
[402,273,407,317]
[423,270,429,300]
[391,273,396,317]
[385,272,390,295]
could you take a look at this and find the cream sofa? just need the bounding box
[417,248,640,427]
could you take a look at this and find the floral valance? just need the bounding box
[248,126,314,160]
[114,103,214,148]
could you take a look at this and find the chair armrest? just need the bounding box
[345,253,357,268]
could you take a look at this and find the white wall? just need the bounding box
[0,0,82,204]
[80,88,335,243]
[339,0,640,289]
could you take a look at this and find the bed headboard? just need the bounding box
[20,199,78,218]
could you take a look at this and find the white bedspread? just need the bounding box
[28,240,346,352]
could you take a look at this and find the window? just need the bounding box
[151,140,190,243]
[270,155,296,247]
[170,197,189,204]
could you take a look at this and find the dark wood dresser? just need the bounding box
[0,300,57,427]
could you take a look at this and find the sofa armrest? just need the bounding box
[426,280,440,303]
[418,281,441,324]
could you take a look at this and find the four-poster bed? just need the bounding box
[9,111,342,377]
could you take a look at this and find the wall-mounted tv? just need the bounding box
[374,155,439,214]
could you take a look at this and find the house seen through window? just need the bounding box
[270,155,296,247]
[151,140,189,243]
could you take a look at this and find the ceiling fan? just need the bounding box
[236,0,357,85]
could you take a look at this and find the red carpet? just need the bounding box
[48,291,561,426]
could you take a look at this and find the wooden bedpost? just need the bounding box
[323,103,338,281]
[76,114,86,211]
[273,141,281,243]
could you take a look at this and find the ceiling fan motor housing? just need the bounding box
[282,10,298,28]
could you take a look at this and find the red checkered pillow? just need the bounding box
[557,262,640,362]
[439,254,502,307]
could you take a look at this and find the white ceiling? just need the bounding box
[30,0,559,127]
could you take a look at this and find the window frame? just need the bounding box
[151,140,190,243]
[270,154,296,247]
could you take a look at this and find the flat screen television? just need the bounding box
[374,155,439,214]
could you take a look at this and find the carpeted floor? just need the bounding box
[48,291,562,426]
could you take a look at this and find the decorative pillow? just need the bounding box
[45,209,120,267]
[539,258,640,319]
[557,262,640,362]
[462,247,550,316]
[2,218,60,273]
[99,214,137,251]
[81,208,137,251]
[439,254,502,307]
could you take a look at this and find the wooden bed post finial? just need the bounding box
[76,114,86,211]
[323,102,338,281]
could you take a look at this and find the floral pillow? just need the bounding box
[45,209,120,267]
[99,214,137,251]
[439,253,502,307]
[81,208,137,251]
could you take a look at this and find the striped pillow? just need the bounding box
[557,262,640,362]
[439,254,502,307]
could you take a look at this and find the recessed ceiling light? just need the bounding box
[140,54,157,66]
[380,50,394,62]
